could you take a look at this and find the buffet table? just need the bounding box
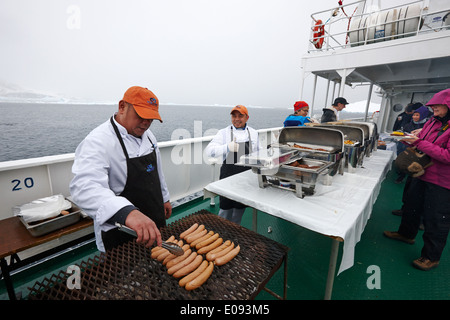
[204,149,394,299]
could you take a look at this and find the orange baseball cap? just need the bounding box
[230,105,249,117]
[122,86,162,122]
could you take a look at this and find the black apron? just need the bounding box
[219,126,252,210]
[102,117,166,250]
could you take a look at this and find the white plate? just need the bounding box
[389,134,414,141]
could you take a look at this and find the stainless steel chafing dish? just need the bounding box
[237,148,302,175]
[277,126,345,176]
[316,124,365,172]
[332,121,378,157]
[237,127,344,198]
[349,121,378,153]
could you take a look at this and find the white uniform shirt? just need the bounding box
[70,115,170,251]
[205,125,260,161]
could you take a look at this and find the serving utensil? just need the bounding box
[115,222,184,256]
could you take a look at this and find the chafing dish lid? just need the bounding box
[349,121,378,138]
[278,127,344,151]
[316,124,364,143]
[330,121,371,140]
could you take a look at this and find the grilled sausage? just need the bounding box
[163,243,189,265]
[197,237,223,255]
[205,241,230,261]
[185,228,207,244]
[206,242,234,261]
[190,230,214,248]
[184,224,205,242]
[167,251,197,275]
[151,235,176,253]
[166,248,192,268]
[207,240,231,254]
[157,240,184,262]
[214,245,240,266]
[180,223,199,239]
[173,254,203,278]
[185,261,214,291]
[179,260,208,288]
[156,249,172,261]
[195,233,219,250]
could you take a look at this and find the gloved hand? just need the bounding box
[228,140,239,152]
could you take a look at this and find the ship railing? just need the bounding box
[0,127,282,221]
[308,0,450,52]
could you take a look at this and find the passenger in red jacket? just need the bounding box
[384,88,450,271]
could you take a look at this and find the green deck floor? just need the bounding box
[2,169,449,300]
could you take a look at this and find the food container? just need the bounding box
[344,121,378,156]
[275,158,334,197]
[277,126,345,177]
[17,199,82,237]
[237,126,344,198]
[316,124,365,172]
[238,148,302,176]
[254,158,334,198]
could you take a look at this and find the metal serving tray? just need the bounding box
[237,148,302,176]
[349,121,379,152]
[316,124,365,170]
[19,200,82,237]
[258,158,334,198]
[272,142,340,154]
[278,158,333,179]
[334,121,378,156]
[277,126,345,176]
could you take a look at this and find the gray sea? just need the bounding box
[0,102,365,162]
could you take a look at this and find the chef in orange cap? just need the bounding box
[71,86,171,252]
[205,105,260,224]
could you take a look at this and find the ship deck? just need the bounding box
[1,168,449,300]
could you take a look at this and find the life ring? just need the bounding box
[313,19,325,49]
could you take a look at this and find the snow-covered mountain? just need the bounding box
[0,81,71,103]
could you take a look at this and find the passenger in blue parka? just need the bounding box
[283,101,317,127]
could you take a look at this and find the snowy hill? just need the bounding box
[344,100,380,113]
[0,81,70,103]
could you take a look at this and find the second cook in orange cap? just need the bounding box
[205,105,260,225]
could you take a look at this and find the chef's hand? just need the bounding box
[228,139,239,152]
[164,201,172,219]
[125,210,162,247]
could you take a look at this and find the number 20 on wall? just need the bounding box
[11,177,35,191]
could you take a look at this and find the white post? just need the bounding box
[364,83,374,121]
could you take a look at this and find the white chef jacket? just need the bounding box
[70,115,170,252]
[205,125,260,161]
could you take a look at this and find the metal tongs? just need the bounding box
[115,222,184,256]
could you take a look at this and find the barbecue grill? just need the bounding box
[27,210,288,300]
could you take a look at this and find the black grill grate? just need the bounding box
[28,210,288,300]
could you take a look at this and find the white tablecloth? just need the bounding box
[204,150,394,274]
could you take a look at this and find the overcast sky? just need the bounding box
[1,0,395,108]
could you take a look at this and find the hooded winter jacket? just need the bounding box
[412,115,450,189]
